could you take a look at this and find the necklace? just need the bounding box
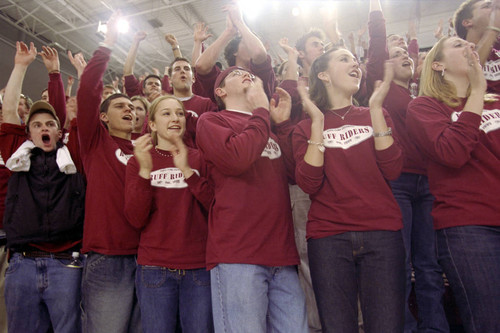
[329,105,353,120]
[154,146,173,158]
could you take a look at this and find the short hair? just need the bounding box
[142,74,162,88]
[168,57,192,77]
[99,93,131,113]
[296,28,326,67]
[103,84,116,92]
[453,0,481,39]
[224,37,242,67]
[148,95,186,145]
[308,47,340,111]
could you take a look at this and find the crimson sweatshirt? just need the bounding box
[406,96,500,229]
[77,46,140,255]
[125,148,212,268]
[293,106,403,239]
[196,108,299,269]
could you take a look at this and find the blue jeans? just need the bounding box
[81,253,141,333]
[308,230,405,333]
[211,263,307,332]
[136,265,213,333]
[5,252,83,333]
[437,226,500,333]
[390,173,448,333]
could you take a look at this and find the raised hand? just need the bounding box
[278,37,298,56]
[68,51,87,79]
[465,47,487,94]
[39,46,60,73]
[269,87,291,124]
[134,134,153,179]
[134,31,147,43]
[165,34,179,47]
[434,19,444,40]
[15,41,37,67]
[194,22,213,42]
[223,3,243,27]
[103,11,121,46]
[297,80,324,122]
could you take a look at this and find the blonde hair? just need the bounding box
[148,95,186,145]
[419,37,463,108]
[420,36,499,106]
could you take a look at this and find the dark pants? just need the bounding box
[308,230,405,333]
[391,173,448,333]
[437,226,500,333]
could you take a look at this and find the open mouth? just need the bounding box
[348,70,360,78]
[42,134,50,144]
[402,60,412,67]
[168,125,181,130]
[122,115,133,121]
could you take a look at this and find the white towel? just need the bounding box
[6,140,77,174]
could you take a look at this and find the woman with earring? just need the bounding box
[124,95,214,333]
[406,36,500,333]
[293,47,406,333]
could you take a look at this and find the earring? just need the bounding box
[441,68,445,77]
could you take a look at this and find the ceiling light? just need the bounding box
[292,7,300,16]
[117,18,129,33]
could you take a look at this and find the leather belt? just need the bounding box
[20,250,74,260]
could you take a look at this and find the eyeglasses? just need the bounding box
[229,70,256,80]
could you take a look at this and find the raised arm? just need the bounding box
[278,38,299,81]
[3,41,37,125]
[225,3,267,65]
[476,0,500,65]
[124,31,147,76]
[165,34,183,59]
[67,51,87,80]
[195,13,237,74]
[40,45,66,126]
[192,22,213,66]
[366,0,388,96]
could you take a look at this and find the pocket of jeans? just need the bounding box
[192,269,211,287]
[5,253,22,275]
[86,253,108,272]
[140,266,167,288]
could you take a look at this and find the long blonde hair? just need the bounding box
[148,95,186,145]
[419,37,463,108]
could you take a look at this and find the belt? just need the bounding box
[20,250,74,260]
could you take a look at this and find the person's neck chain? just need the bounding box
[155,146,173,158]
[329,105,353,120]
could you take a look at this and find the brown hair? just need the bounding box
[308,47,340,111]
[453,0,481,39]
[296,28,326,67]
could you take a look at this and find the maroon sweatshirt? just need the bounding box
[407,96,500,229]
[293,106,403,239]
[77,46,140,255]
[196,108,299,269]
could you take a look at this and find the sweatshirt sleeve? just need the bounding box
[273,119,296,183]
[406,96,481,168]
[366,10,389,98]
[185,154,214,211]
[196,108,270,176]
[374,109,404,180]
[77,46,111,155]
[48,72,67,127]
[194,65,221,104]
[251,54,277,99]
[124,74,142,97]
[124,157,153,229]
[292,121,325,194]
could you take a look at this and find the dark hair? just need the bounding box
[309,47,340,111]
[142,74,162,88]
[453,0,481,39]
[99,93,131,113]
[295,28,326,67]
[168,57,192,77]
[19,94,33,109]
[224,37,242,67]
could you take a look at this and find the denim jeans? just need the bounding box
[437,226,500,333]
[81,253,141,333]
[5,252,83,333]
[135,265,213,333]
[390,173,448,333]
[308,230,405,333]
[211,263,307,333]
